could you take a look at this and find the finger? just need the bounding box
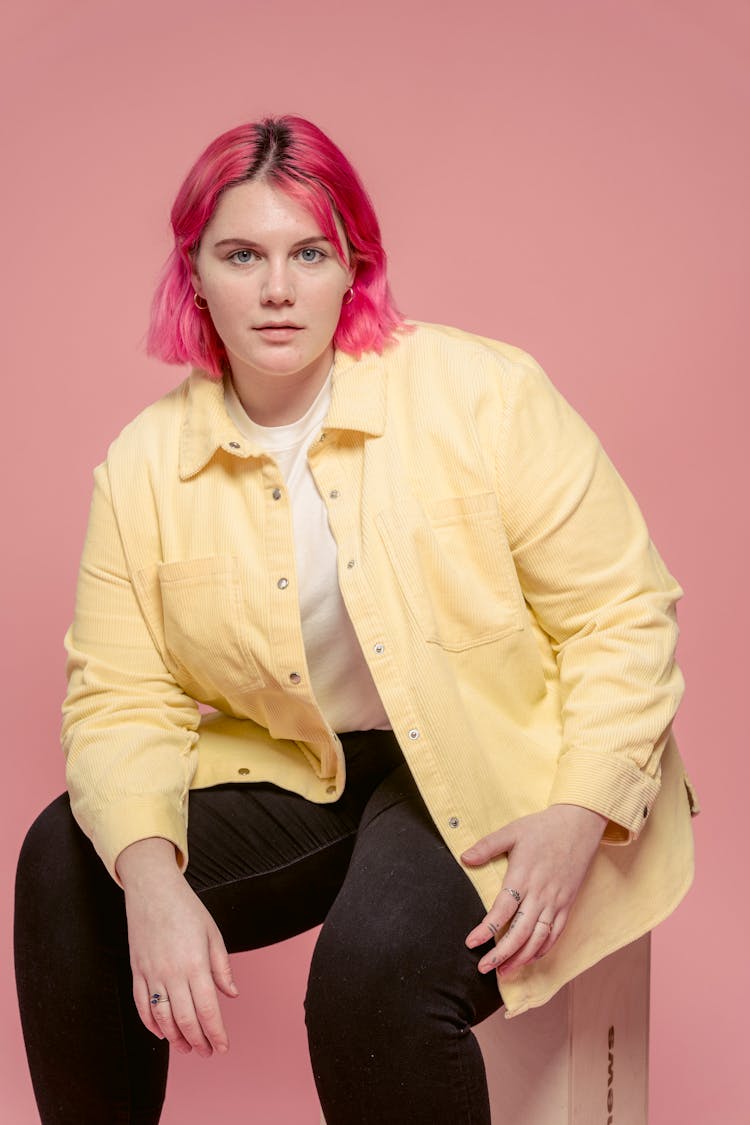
[132,975,165,1040]
[477,903,538,972]
[477,890,556,972]
[155,980,217,1057]
[189,976,229,1054]
[492,915,558,976]
[209,929,239,1000]
[461,826,514,867]
[148,986,194,1055]
[466,885,524,948]
[534,908,569,961]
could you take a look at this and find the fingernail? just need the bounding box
[217,1043,229,1054]
[229,982,239,996]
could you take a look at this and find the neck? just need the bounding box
[229,349,334,426]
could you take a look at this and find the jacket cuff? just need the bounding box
[89,796,189,885]
[547,750,661,841]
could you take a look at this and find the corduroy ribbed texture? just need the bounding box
[61,322,696,1016]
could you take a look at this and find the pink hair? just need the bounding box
[147,116,407,378]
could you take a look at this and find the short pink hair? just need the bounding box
[147,115,406,378]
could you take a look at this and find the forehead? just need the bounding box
[205,179,321,240]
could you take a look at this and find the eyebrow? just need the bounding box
[212,235,333,250]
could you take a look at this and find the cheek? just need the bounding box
[207,287,249,327]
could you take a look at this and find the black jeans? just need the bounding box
[15,731,503,1124]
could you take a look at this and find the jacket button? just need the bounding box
[408,728,420,740]
[238,767,250,776]
[228,441,241,450]
[277,577,289,589]
[272,488,282,500]
[346,559,356,569]
[374,643,385,654]
[326,784,336,794]
[289,672,301,684]
[448,816,460,828]
[329,489,340,498]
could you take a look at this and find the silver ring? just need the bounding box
[503,888,522,904]
[150,992,170,1006]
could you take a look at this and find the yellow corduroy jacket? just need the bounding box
[62,322,696,1018]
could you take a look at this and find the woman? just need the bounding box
[15,115,696,1124]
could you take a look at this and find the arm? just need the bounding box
[63,462,236,1051]
[62,461,201,880]
[117,838,238,1056]
[464,353,684,970]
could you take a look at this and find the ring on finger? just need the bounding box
[534,919,554,933]
[502,887,522,904]
[150,991,171,1006]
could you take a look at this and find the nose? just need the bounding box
[261,259,295,305]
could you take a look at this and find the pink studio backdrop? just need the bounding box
[2,1,746,1121]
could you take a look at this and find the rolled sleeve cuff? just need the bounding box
[547,750,661,843]
[89,796,189,885]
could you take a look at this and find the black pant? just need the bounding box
[15,731,503,1124]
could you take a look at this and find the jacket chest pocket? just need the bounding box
[156,556,265,696]
[376,493,524,651]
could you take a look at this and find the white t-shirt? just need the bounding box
[224,372,391,733]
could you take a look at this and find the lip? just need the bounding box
[253,323,303,342]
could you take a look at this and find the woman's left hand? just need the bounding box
[461,804,608,976]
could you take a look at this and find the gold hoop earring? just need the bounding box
[194,293,208,310]
[343,287,355,305]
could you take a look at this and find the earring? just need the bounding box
[194,293,208,310]
[343,286,355,305]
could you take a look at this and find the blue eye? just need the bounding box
[298,247,325,263]
[229,249,255,264]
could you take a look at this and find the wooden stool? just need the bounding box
[320,934,650,1124]
[475,934,650,1124]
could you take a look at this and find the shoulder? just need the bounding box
[381,321,551,408]
[105,375,192,464]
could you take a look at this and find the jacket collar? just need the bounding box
[178,349,387,480]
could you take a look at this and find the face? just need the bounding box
[191,178,354,395]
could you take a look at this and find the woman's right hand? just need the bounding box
[116,837,239,1057]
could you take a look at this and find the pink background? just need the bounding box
[2,1,747,1121]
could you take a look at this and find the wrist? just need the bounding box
[549,802,608,841]
[116,837,182,891]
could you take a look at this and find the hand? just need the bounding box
[117,838,239,1057]
[461,804,607,977]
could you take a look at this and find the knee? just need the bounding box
[16,793,110,912]
[17,794,74,885]
[305,903,500,1043]
[305,907,432,1038]
[17,796,71,882]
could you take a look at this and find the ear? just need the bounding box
[190,257,204,298]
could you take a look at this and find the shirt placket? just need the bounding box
[308,434,468,845]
